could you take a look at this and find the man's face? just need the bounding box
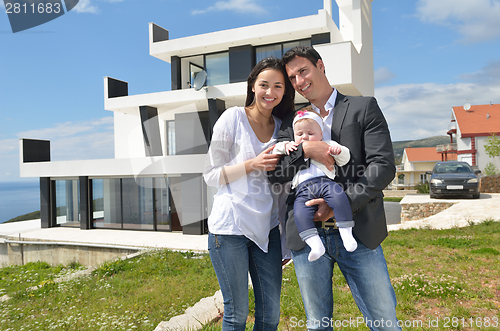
[285,56,326,103]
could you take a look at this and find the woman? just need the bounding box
[203,57,294,331]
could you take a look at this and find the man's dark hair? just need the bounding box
[282,45,322,67]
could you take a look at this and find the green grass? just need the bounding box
[0,261,84,296]
[203,219,500,331]
[2,220,499,331]
[0,250,219,331]
[383,197,403,202]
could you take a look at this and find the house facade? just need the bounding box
[393,147,456,190]
[443,103,500,170]
[19,0,375,235]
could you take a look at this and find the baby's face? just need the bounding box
[294,120,323,143]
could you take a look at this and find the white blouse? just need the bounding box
[203,107,283,252]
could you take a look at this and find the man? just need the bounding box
[268,46,400,331]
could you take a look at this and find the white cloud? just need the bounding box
[71,0,124,14]
[192,0,267,15]
[51,131,114,160]
[17,117,113,140]
[0,139,18,155]
[0,117,114,180]
[458,60,500,85]
[73,0,99,13]
[374,67,397,86]
[416,0,500,44]
[376,81,500,141]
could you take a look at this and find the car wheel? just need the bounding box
[430,193,437,199]
[472,193,480,199]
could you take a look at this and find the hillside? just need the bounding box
[392,136,450,157]
[392,136,451,163]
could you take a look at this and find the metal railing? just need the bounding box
[436,143,457,152]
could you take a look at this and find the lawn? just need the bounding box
[204,219,500,330]
[0,250,219,331]
[1,220,499,331]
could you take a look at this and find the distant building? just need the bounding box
[20,0,375,234]
[442,103,500,170]
[393,147,456,190]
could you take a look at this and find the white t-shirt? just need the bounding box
[203,107,283,252]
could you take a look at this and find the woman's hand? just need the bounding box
[305,198,334,222]
[220,145,280,185]
[248,145,281,172]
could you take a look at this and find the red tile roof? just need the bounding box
[453,103,500,137]
[405,147,457,162]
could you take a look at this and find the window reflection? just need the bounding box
[255,39,311,63]
[93,178,122,229]
[256,44,281,63]
[283,39,311,54]
[91,177,178,231]
[55,179,79,227]
[206,52,229,86]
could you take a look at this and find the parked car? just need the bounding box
[427,161,481,199]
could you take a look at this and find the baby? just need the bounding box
[273,107,357,261]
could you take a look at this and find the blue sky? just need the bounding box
[1,0,500,183]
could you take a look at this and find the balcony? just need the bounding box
[436,143,457,152]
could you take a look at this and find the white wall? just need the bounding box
[114,112,145,159]
[457,136,471,150]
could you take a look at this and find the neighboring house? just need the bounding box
[19,0,375,235]
[392,147,456,190]
[443,103,500,170]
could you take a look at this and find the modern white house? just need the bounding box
[19,0,375,235]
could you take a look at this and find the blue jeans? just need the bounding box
[294,177,354,240]
[291,228,400,331]
[208,226,282,331]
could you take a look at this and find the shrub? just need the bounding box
[484,162,498,176]
[414,181,429,193]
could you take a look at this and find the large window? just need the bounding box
[283,39,311,54]
[256,39,311,62]
[92,177,178,231]
[93,178,122,229]
[256,44,282,63]
[206,52,229,86]
[55,179,79,227]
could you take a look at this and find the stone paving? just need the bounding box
[389,193,500,231]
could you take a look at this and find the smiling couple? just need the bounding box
[204,45,401,331]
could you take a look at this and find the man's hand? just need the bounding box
[305,198,334,222]
[303,141,335,171]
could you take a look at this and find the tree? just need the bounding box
[484,133,500,175]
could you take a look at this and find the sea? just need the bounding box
[0,180,40,224]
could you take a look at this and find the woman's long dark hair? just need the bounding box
[245,57,295,120]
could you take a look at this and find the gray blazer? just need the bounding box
[268,92,396,250]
